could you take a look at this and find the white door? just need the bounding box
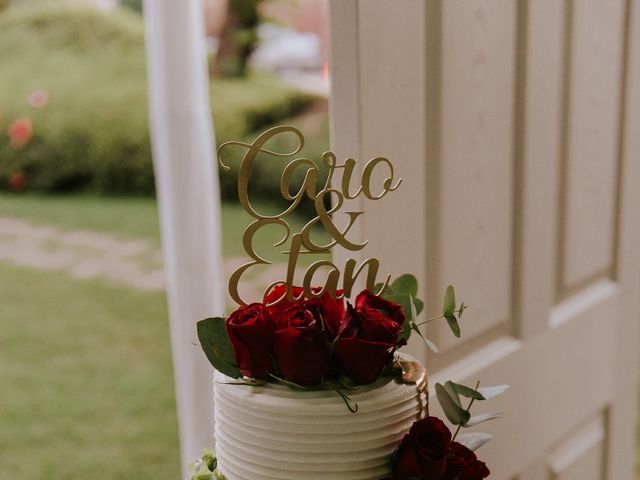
[329,1,640,478]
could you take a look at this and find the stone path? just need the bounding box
[0,216,305,303]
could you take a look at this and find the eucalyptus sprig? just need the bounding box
[377,276,467,352]
[434,381,509,451]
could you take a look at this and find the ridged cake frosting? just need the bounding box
[213,366,425,480]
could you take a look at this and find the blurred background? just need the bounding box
[0,0,330,478]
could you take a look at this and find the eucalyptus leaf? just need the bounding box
[197,317,241,379]
[450,381,485,400]
[443,285,456,317]
[444,381,462,407]
[444,312,461,338]
[424,336,440,353]
[411,323,439,353]
[385,293,413,320]
[456,432,493,451]
[477,384,510,400]
[413,298,425,316]
[464,411,504,427]
[435,383,470,425]
[392,274,418,297]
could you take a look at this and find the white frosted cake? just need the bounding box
[213,369,424,480]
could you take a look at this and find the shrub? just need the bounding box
[0,4,318,197]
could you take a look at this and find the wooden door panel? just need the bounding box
[548,416,606,480]
[433,0,516,352]
[561,0,626,292]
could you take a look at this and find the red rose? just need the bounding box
[355,289,406,342]
[392,417,452,480]
[333,291,405,384]
[265,284,346,339]
[308,289,346,339]
[444,442,490,480]
[264,284,304,322]
[226,303,275,379]
[273,302,330,386]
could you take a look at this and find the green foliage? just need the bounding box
[197,317,241,379]
[435,379,509,449]
[0,4,318,196]
[435,383,470,426]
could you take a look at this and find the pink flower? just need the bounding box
[28,89,50,109]
[8,117,33,150]
[7,172,27,192]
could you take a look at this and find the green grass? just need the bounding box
[0,262,180,479]
[0,193,330,262]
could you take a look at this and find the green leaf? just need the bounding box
[444,381,462,407]
[197,317,241,379]
[477,384,510,400]
[392,274,418,297]
[450,381,485,400]
[464,411,504,427]
[268,374,309,391]
[435,383,470,425]
[424,336,440,353]
[413,297,425,316]
[456,432,493,451]
[410,322,439,353]
[443,285,456,317]
[444,313,461,338]
[385,293,413,320]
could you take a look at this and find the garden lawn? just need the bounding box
[0,261,180,480]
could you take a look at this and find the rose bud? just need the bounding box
[444,442,490,480]
[225,303,275,379]
[392,416,452,480]
[273,302,331,387]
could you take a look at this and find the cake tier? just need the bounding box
[213,368,424,480]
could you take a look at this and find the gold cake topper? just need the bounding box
[218,125,402,307]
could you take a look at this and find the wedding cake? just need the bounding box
[192,126,502,480]
[213,367,424,479]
